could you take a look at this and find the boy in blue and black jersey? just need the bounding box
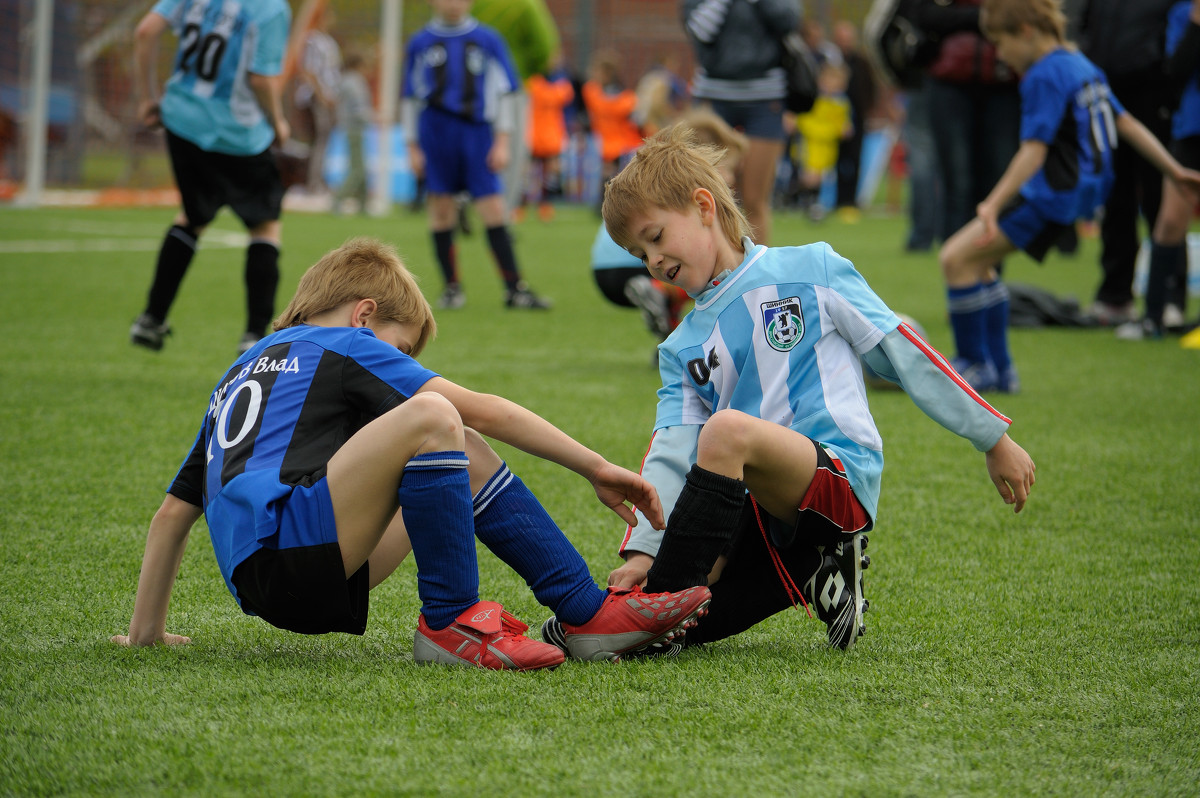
[938,0,1200,390]
[402,0,550,311]
[112,237,711,669]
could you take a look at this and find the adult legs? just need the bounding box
[1094,79,1169,311]
[740,136,786,244]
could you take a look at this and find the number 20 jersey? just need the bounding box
[153,0,291,155]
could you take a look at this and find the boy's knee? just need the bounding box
[398,392,464,450]
[697,410,752,464]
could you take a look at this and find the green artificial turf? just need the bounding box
[0,204,1196,796]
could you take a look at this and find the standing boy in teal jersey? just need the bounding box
[130,0,292,355]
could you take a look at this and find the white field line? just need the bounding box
[0,225,247,254]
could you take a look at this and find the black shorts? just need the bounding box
[593,267,645,307]
[166,130,284,229]
[231,543,370,635]
[1171,134,1200,169]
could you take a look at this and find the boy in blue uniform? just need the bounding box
[402,0,550,311]
[112,237,710,669]
[543,124,1036,654]
[938,0,1200,390]
[129,0,292,355]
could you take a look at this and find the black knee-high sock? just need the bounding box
[433,229,458,286]
[244,239,279,336]
[1146,242,1185,327]
[145,225,198,321]
[485,225,521,289]
[645,465,746,593]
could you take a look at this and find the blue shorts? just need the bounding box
[230,477,370,635]
[998,196,1073,263]
[702,99,787,141]
[418,108,503,198]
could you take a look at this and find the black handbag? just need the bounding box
[780,31,819,114]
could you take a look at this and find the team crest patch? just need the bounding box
[762,297,804,351]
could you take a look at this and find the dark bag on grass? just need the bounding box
[1007,283,1095,328]
[780,31,819,114]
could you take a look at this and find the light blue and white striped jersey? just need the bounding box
[653,239,900,520]
[154,0,291,156]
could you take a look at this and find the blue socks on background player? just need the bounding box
[948,279,1011,387]
[398,451,478,630]
[471,464,605,625]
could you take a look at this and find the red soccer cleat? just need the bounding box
[559,585,712,662]
[413,600,565,671]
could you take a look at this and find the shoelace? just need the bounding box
[751,498,812,619]
[499,609,530,640]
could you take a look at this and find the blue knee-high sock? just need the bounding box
[472,464,606,625]
[983,279,1011,374]
[947,283,992,365]
[397,451,478,629]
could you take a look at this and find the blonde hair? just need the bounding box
[602,123,752,255]
[981,0,1067,42]
[273,237,437,357]
[676,107,749,173]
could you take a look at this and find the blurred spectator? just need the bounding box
[793,61,851,220]
[1117,0,1200,339]
[634,54,689,136]
[1077,0,1177,325]
[682,0,801,244]
[912,0,1020,244]
[335,50,374,215]
[582,50,643,199]
[294,4,341,195]
[832,20,880,220]
[523,57,574,221]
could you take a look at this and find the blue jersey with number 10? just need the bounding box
[154,0,291,156]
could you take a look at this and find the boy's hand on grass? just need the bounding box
[111,632,191,647]
[986,433,1036,513]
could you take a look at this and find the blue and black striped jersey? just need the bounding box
[1018,47,1126,224]
[402,17,519,124]
[169,325,437,596]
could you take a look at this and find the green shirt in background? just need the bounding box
[471,0,560,80]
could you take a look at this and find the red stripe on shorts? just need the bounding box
[798,460,871,533]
